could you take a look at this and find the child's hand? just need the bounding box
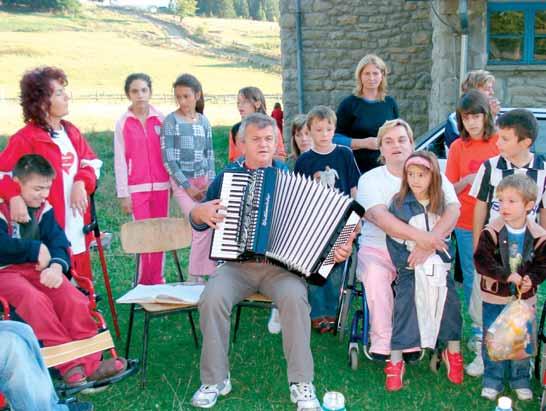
[9,195,30,223]
[36,243,51,271]
[40,264,63,289]
[187,185,205,202]
[70,180,88,217]
[507,272,523,285]
[521,275,533,293]
[119,197,132,214]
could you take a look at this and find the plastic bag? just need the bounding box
[485,298,535,361]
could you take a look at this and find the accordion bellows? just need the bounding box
[210,168,365,280]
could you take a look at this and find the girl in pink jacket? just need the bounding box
[114,73,170,284]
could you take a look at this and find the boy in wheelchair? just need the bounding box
[0,155,126,389]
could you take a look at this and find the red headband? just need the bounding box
[405,156,432,170]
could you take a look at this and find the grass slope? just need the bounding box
[0,130,541,410]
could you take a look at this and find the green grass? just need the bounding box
[1,130,542,410]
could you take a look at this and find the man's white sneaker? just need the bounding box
[515,388,533,401]
[465,354,484,377]
[268,307,281,334]
[481,387,499,401]
[289,382,321,411]
[191,377,232,408]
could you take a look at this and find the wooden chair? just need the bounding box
[232,292,273,343]
[120,217,199,386]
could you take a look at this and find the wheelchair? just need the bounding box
[0,266,138,401]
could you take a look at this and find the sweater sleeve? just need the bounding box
[335,96,355,137]
[474,230,509,282]
[113,117,130,198]
[204,116,216,181]
[161,114,190,189]
[525,239,546,287]
[39,209,70,273]
[0,133,32,201]
[0,218,41,267]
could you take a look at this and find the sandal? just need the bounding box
[88,358,127,382]
[311,317,328,330]
[63,365,87,387]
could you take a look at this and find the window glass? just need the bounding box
[489,38,524,61]
[535,10,546,35]
[533,119,546,157]
[490,11,524,35]
[534,38,546,61]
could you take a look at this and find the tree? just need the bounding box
[233,0,249,18]
[213,0,236,18]
[175,0,196,20]
[263,0,278,21]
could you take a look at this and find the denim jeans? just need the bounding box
[0,321,68,411]
[482,302,531,392]
[454,228,482,339]
[308,263,344,319]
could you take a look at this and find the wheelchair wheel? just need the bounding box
[337,287,352,342]
[541,389,546,411]
[349,346,359,370]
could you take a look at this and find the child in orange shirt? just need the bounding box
[445,90,499,373]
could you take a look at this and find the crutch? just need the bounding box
[84,192,121,338]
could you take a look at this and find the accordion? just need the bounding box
[210,167,365,281]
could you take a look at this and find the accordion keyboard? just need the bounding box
[210,172,252,260]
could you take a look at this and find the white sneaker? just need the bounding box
[289,382,321,411]
[191,377,232,408]
[465,354,484,377]
[515,388,533,401]
[268,308,281,334]
[481,387,499,401]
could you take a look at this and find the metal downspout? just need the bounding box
[458,0,469,91]
[295,0,304,113]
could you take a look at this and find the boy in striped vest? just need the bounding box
[465,109,546,377]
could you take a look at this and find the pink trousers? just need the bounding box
[357,245,397,355]
[0,264,102,377]
[171,177,217,277]
[131,190,170,285]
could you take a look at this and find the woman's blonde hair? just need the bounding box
[461,69,495,94]
[353,54,388,100]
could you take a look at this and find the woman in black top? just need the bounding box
[335,54,399,173]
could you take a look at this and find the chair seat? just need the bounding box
[139,302,197,313]
[245,293,272,303]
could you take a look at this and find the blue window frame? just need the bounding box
[488,2,546,65]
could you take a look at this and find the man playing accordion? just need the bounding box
[189,113,354,410]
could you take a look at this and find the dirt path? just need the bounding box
[111,7,280,72]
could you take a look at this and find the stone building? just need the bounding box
[279,0,546,137]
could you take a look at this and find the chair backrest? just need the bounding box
[120,218,192,254]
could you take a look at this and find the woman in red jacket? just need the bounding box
[0,66,102,280]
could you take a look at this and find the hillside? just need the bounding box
[0,4,281,133]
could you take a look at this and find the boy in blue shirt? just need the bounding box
[295,105,360,333]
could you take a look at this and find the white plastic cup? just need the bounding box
[322,391,346,411]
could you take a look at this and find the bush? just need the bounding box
[1,0,81,13]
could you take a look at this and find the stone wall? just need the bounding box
[279,0,434,138]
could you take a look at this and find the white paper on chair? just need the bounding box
[116,283,205,305]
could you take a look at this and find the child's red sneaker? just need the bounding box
[442,349,463,384]
[384,360,405,391]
